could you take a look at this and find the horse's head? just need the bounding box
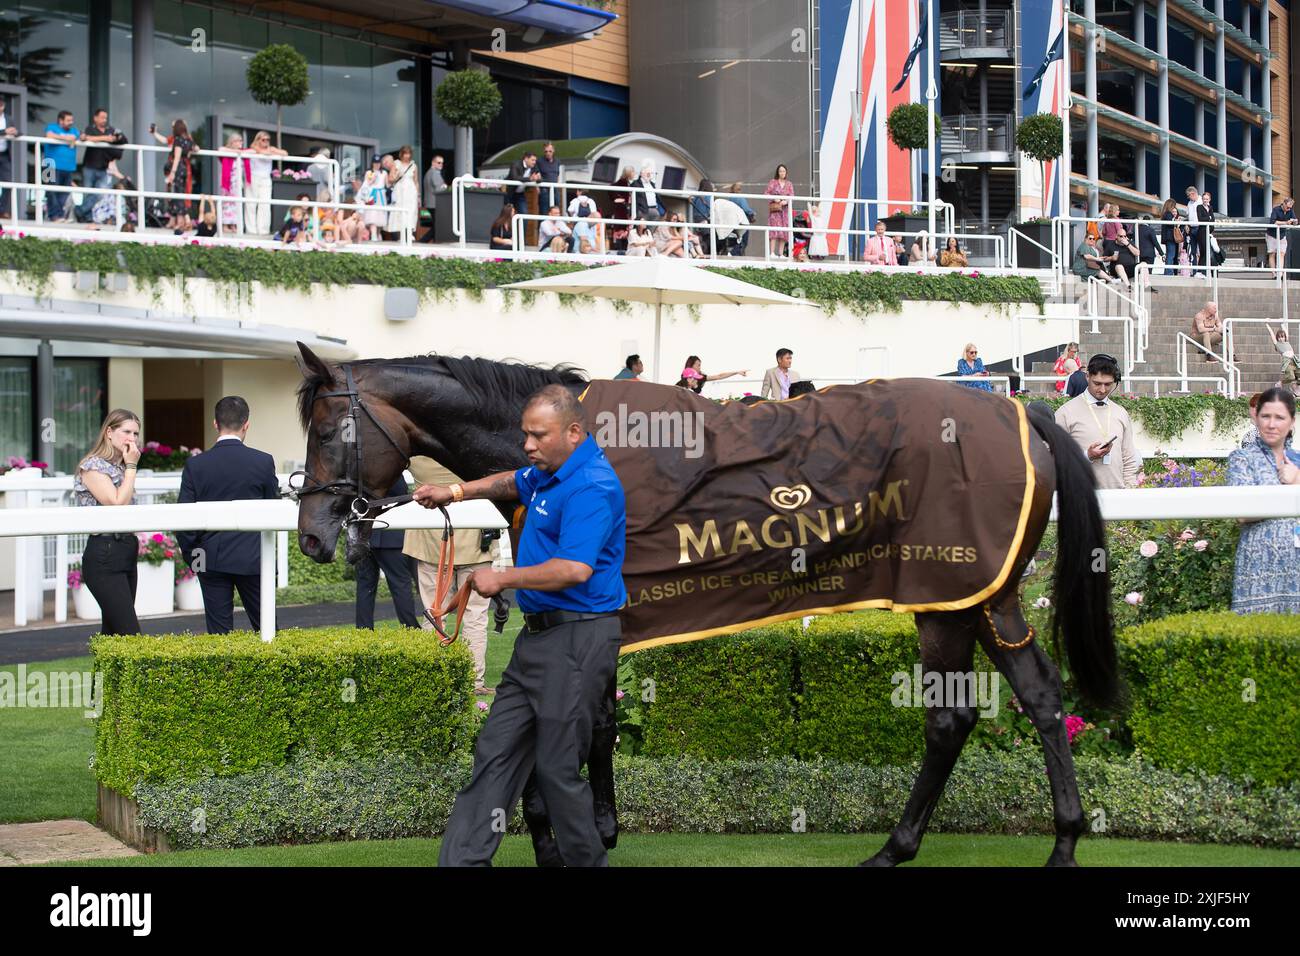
[294,342,411,564]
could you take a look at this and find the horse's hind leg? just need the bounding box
[521,774,564,867]
[861,609,979,867]
[978,588,1086,867]
[589,675,620,850]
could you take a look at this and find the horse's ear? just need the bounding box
[296,341,336,385]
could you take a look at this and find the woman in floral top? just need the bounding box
[73,409,142,634]
[1227,387,1300,613]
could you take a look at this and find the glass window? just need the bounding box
[371,49,416,154]
[211,8,267,122]
[0,0,91,126]
[0,357,32,464]
[153,0,212,147]
[52,358,104,475]
[267,22,322,131]
[321,35,371,140]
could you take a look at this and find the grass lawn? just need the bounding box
[48,833,1300,867]
[0,614,524,825]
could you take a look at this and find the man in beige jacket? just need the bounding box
[1053,353,1141,490]
[404,456,499,694]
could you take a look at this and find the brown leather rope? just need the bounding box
[423,509,475,646]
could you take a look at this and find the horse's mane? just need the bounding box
[297,354,589,432]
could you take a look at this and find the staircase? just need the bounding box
[1028,275,1300,396]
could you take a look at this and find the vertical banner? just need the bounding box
[817,0,938,255]
[1019,0,1067,220]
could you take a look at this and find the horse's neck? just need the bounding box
[377,367,527,482]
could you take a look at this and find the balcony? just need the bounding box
[940,113,1015,164]
[939,10,1014,60]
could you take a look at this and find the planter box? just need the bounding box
[435,188,511,244]
[72,584,101,621]
[175,575,203,611]
[135,560,175,617]
[1014,222,1055,269]
[98,783,172,854]
[879,214,932,241]
[271,178,319,203]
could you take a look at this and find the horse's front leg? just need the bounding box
[589,674,619,850]
[521,773,564,867]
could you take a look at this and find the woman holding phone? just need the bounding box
[73,409,143,635]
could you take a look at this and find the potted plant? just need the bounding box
[68,566,100,621]
[135,532,176,617]
[882,104,941,238]
[175,560,203,611]
[1015,113,1064,268]
[137,442,197,474]
[246,43,310,152]
[435,68,503,180]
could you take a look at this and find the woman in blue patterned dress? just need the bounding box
[956,343,994,391]
[1227,387,1300,613]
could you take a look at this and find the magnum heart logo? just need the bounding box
[769,484,812,510]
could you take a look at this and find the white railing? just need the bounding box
[1087,276,1149,366]
[452,174,956,260]
[1008,226,1061,292]
[1223,318,1298,397]
[1176,331,1239,395]
[0,496,507,642]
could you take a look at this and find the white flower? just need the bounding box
[1124,592,1143,606]
[1139,540,1158,558]
[1033,596,1051,609]
[1193,540,1208,551]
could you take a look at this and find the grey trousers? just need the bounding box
[438,613,622,867]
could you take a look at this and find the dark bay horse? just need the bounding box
[293,342,1118,867]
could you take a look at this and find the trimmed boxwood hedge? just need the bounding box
[134,749,1300,850]
[793,613,925,763]
[92,628,476,797]
[1119,612,1300,786]
[628,623,800,759]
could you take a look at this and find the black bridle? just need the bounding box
[290,363,416,525]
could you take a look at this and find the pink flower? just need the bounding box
[1179,529,1195,541]
[1125,591,1143,606]
[476,701,489,712]
[151,533,165,544]
[156,444,173,456]
[1139,540,1158,558]
[1065,714,1087,744]
[1194,540,1208,551]
[616,689,626,701]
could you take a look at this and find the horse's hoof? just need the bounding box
[857,850,901,867]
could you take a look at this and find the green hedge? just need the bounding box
[133,749,1300,850]
[1119,613,1300,786]
[628,624,799,759]
[1018,394,1249,443]
[0,236,1043,316]
[793,613,924,763]
[92,628,476,797]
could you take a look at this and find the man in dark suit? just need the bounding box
[355,475,420,629]
[176,396,280,634]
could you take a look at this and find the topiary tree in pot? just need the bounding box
[1014,112,1066,268]
[884,103,943,237]
[435,68,504,178]
[246,43,311,151]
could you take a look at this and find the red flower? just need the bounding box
[164,550,174,558]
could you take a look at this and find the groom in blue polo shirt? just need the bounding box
[414,383,626,867]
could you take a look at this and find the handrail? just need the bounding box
[1222,317,1297,398]
[2,176,411,245]
[452,174,956,255]
[508,211,1006,267]
[1177,331,1238,396]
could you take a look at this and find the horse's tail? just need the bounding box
[1025,402,1119,708]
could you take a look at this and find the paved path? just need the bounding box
[0,820,138,866]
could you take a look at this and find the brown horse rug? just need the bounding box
[568,378,1037,653]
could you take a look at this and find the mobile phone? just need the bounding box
[1100,435,1118,450]
[149,122,156,133]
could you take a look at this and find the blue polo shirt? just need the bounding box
[513,434,626,613]
[43,124,80,171]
